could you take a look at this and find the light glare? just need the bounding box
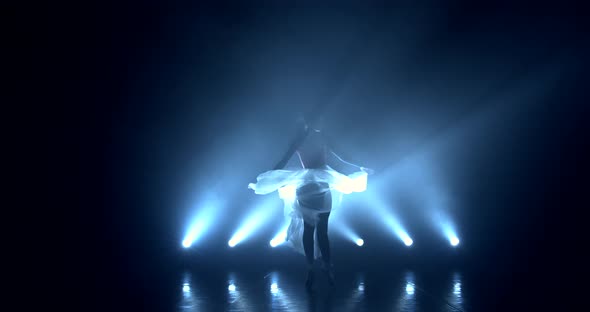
[406,283,415,295]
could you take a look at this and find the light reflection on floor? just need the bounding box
[178,269,468,311]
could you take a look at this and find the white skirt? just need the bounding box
[249,166,368,258]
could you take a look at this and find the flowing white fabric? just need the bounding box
[248,166,368,257]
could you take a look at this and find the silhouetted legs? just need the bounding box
[302,212,331,267]
[297,183,333,289]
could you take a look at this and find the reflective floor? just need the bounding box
[177,268,468,311]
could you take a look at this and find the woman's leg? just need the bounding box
[303,221,315,268]
[317,191,334,284]
[303,221,316,290]
[316,212,331,266]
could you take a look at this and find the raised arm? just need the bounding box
[324,132,374,174]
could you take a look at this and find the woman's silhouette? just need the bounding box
[249,113,372,290]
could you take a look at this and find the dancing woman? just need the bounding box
[249,115,372,290]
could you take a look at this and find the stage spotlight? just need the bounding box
[334,223,365,247]
[403,236,413,246]
[228,284,236,292]
[228,197,278,247]
[182,195,223,248]
[270,283,279,294]
[440,221,460,247]
[366,195,414,247]
[270,221,289,248]
[182,283,190,293]
[182,218,207,249]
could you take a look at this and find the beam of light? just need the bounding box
[182,283,190,293]
[228,197,278,247]
[366,194,414,247]
[440,221,460,247]
[333,222,365,247]
[182,194,223,248]
[402,235,413,246]
[182,217,208,248]
[228,284,236,292]
[270,283,278,294]
[270,221,290,247]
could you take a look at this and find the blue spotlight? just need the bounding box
[228,284,236,292]
[182,195,222,248]
[182,283,190,293]
[441,223,460,247]
[334,223,364,247]
[270,283,279,294]
[366,195,414,247]
[270,221,289,247]
[403,237,413,246]
[182,217,208,248]
[228,197,278,247]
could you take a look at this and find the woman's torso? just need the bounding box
[296,130,327,169]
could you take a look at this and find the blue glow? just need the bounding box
[454,282,461,295]
[270,221,290,247]
[270,283,278,294]
[441,222,460,247]
[228,284,236,292]
[403,236,413,246]
[334,222,365,247]
[404,271,416,296]
[358,283,365,291]
[182,194,223,248]
[182,217,208,248]
[228,197,278,247]
[434,213,461,248]
[182,283,190,293]
[366,195,414,247]
[406,283,415,295]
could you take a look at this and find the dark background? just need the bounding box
[25,1,588,310]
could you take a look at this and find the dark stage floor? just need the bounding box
[177,266,467,311]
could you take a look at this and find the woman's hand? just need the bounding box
[360,167,375,175]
